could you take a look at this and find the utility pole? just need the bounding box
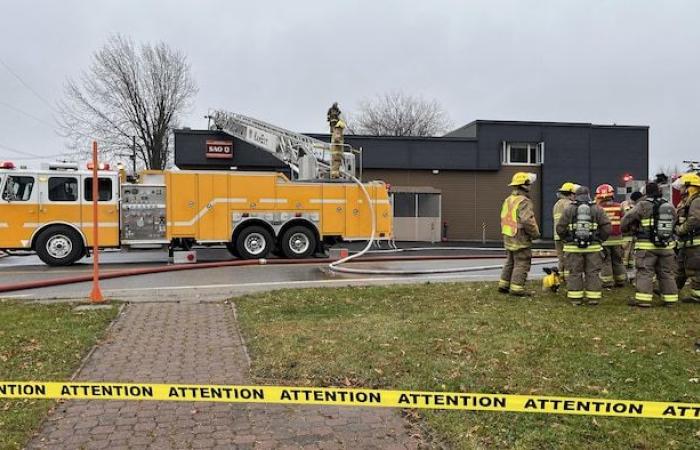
[131,136,137,174]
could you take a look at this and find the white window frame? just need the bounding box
[501,141,545,166]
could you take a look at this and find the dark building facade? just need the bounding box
[174,120,648,241]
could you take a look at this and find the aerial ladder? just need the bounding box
[211,111,357,180]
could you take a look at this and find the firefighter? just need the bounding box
[673,172,700,303]
[621,191,643,269]
[553,182,579,281]
[595,184,627,287]
[556,186,611,305]
[621,182,678,307]
[327,102,345,179]
[498,172,540,297]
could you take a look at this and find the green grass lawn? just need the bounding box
[236,282,700,449]
[0,300,119,450]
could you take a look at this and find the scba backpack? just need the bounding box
[652,199,674,246]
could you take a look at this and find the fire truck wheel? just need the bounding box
[35,226,85,266]
[280,226,316,259]
[235,226,273,259]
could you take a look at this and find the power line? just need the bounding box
[0,101,56,129]
[0,56,59,114]
[0,141,67,160]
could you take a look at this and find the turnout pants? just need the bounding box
[565,251,603,301]
[622,239,635,268]
[601,245,627,287]
[676,246,700,297]
[499,248,532,294]
[635,248,678,304]
[555,240,568,279]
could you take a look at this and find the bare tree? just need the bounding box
[58,35,197,169]
[348,91,452,136]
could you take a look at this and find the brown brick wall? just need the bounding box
[363,167,542,241]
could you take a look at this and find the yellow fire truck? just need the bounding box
[0,114,392,266]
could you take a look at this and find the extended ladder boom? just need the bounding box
[211,111,355,179]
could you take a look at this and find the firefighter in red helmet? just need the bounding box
[595,184,628,287]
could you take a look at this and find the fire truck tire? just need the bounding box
[35,226,85,266]
[225,242,240,258]
[235,226,273,259]
[280,226,316,259]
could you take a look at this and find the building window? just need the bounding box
[501,142,544,166]
[48,177,78,202]
[393,193,416,217]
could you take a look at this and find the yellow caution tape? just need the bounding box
[1,381,698,420]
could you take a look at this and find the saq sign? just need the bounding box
[206,140,233,159]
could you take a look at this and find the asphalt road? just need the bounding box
[0,247,554,302]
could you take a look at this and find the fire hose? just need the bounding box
[0,254,557,295]
[327,171,552,275]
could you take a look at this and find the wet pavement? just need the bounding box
[0,247,554,302]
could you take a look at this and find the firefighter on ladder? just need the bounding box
[327,102,345,179]
[673,172,700,303]
[498,172,540,297]
[595,184,627,287]
[621,182,678,307]
[556,186,611,305]
[553,182,579,281]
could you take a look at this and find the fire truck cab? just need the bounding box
[0,162,120,265]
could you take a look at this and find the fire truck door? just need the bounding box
[0,174,38,248]
[81,175,120,246]
[345,184,374,239]
[196,173,229,241]
[168,173,198,237]
[39,174,81,228]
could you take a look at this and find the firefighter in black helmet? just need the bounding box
[621,182,679,307]
[556,186,611,305]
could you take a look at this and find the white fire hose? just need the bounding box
[327,170,555,275]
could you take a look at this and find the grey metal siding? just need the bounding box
[475,123,648,238]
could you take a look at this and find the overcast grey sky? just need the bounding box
[1,0,698,174]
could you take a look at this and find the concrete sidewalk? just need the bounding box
[27,303,419,449]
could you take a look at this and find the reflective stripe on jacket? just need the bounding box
[501,195,524,237]
[600,201,623,246]
[621,198,676,251]
[556,202,611,253]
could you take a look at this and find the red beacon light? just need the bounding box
[0,161,16,169]
[86,162,110,171]
[622,174,633,183]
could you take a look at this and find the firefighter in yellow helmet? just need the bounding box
[621,182,678,307]
[673,172,700,303]
[556,186,611,305]
[499,172,540,296]
[553,182,579,281]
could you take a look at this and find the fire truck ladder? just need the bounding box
[211,112,355,179]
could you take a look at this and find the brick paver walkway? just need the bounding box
[27,303,419,449]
